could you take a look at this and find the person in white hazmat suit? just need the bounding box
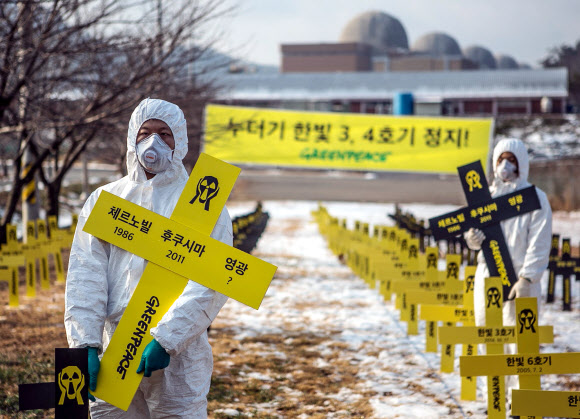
[64,98,232,418]
[464,138,552,329]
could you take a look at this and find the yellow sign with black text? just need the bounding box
[438,325,554,345]
[203,104,493,174]
[512,389,580,418]
[84,153,277,410]
[459,352,580,377]
[83,191,277,310]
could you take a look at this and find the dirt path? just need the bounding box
[0,279,68,418]
[207,213,486,418]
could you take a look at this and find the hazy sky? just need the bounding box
[218,0,580,68]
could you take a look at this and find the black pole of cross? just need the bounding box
[19,348,88,418]
[551,237,577,311]
[428,160,542,301]
[546,234,560,304]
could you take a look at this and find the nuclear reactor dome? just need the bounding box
[463,45,497,69]
[339,11,409,52]
[412,32,462,56]
[496,54,519,69]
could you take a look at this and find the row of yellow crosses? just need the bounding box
[312,204,580,419]
[0,215,77,307]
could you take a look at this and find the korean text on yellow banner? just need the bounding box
[83,191,277,310]
[203,104,493,174]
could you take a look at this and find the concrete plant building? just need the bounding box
[217,11,568,116]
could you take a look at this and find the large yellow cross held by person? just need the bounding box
[82,153,277,410]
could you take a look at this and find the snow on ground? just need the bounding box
[221,200,580,418]
[502,116,580,160]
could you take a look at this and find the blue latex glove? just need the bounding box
[87,347,100,402]
[137,339,170,377]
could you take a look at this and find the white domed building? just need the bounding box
[496,54,520,69]
[281,11,411,73]
[463,46,497,69]
[412,32,462,56]
[224,10,568,116]
[339,11,409,53]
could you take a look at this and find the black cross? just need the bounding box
[546,234,560,304]
[548,237,578,311]
[428,161,542,301]
[19,348,89,418]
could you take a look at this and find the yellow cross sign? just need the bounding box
[47,215,66,283]
[512,389,580,418]
[0,224,24,307]
[84,191,276,309]
[81,153,277,410]
[438,325,554,345]
[459,351,580,377]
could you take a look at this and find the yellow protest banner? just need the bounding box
[83,191,277,310]
[204,104,493,174]
[512,389,580,418]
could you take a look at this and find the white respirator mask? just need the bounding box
[497,159,518,182]
[136,133,173,174]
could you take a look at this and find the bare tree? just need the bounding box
[0,0,235,228]
[542,40,580,111]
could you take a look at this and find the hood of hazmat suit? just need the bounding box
[65,98,232,417]
[473,138,552,327]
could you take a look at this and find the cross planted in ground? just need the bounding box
[19,348,89,418]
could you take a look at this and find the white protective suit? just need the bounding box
[472,138,552,328]
[64,98,232,418]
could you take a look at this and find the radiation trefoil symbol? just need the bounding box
[400,239,408,252]
[487,287,501,308]
[465,170,482,192]
[427,253,437,268]
[57,365,85,405]
[447,262,459,280]
[519,308,536,333]
[465,275,475,293]
[189,175,220,211]
[562,241,571,255]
